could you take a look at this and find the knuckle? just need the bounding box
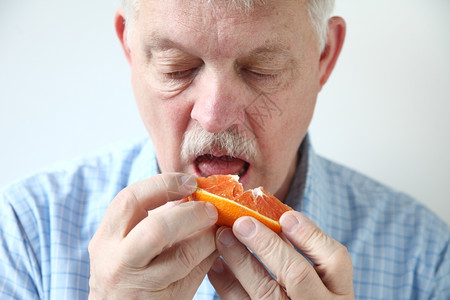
[328,243,354,275]
[88,229,109,258]
[145,215,172,247]
[255,232,283,258]
[188,252,216,279]
[228,244,253,267]
[221,279,247,298]
[176,241,198,269]
[335,243,350,259]
[255,278,285,299]
[234,252,250,268]
[285,260,313,287]
[116,188,140,211]
[325,242,351,266]
[301,225,326,252]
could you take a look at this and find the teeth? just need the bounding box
[234,166,247,177]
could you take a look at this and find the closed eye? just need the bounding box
[242,68,279,81]
[164,68,198,80]
[249,70,276,78]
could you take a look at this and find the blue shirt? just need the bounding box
[1,137,449,299]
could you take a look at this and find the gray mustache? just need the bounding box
[180,125,257,163]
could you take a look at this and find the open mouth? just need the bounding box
[194,154,250,178]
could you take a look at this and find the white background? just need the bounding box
[1,1,449,224]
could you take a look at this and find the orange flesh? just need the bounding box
[191,175,292,232]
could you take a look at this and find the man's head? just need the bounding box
[115,0,345,201]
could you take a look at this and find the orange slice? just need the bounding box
[189,175,292,232]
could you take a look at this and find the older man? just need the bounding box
[1,0,449,299]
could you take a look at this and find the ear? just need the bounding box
[115,8,132,65]
[318,16,346,89]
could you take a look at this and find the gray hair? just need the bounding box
[120,0,334,51]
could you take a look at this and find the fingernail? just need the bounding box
[181,174,197,193]
[280,213,299,233]
[211,258,224,273]
[204,202,218,220]
[218,228,237,247]
[234,217,256,238]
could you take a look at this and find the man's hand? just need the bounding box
[208,211,354,299]
[88,173,219,299]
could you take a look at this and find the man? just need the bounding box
[1,0,448,299]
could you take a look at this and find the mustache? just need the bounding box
[180,125,257,163]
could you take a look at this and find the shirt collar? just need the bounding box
[285,135,330,235]
[127,137,159,186]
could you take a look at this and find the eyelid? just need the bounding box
[239,67,285,92]
[248,67,279,74]
[158,59,203,70]
[164,68,198,80]
[242,66,282,77]
[155,51,203,67]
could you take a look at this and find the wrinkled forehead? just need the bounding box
[137,0,304,17]
[133,0,315,56]
[138,0,292,25]
[135,0,312,31]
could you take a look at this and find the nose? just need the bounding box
[190,69,246,133]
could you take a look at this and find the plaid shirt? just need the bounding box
[1,136,449,299]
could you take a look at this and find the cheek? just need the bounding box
[131,66,193,171]
[132,61,189,131]
[253,78,318,168]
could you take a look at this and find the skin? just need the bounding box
[88,0,353,299]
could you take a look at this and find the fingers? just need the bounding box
[150,226,217,285]
[280,211,354,295]
[231,216,329,299]
[103,173,197,238]
[122,201,218,266]
[211,227,287,299]
[233,217,327,299]
[228,213,353,299]
[170,250,220,299]
[208,257,250,300]
[89,173,221,299]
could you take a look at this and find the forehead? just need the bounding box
[134,0,315,58]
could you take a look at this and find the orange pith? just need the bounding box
[189,175,292,232]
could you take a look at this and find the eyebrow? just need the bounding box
[249,42,291,54]
[144,34,295,64]
[143,34,188,54]
[239,44,296,69]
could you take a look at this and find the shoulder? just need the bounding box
[318,155,448,229]
[0,137,156,229]
[2,138,151,197]
[0,138,157,298]
[317,155,449,239]
[316,156,450,297]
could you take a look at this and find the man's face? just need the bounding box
[126,0,323,200]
